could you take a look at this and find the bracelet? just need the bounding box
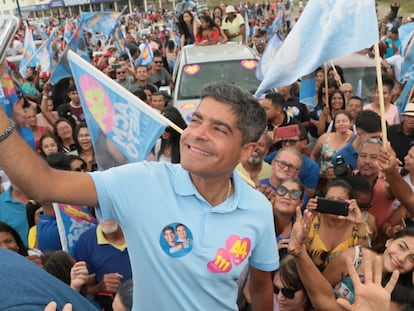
[0,119,15,143]
[357,235,368,240]
[42,96,48,100]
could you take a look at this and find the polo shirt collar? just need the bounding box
[173,166,248,210]
[96,226,127,251]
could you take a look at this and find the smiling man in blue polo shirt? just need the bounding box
[0,80,278,311]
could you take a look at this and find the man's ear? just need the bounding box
[239,142,256,163]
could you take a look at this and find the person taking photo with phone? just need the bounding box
[306,179,370,271]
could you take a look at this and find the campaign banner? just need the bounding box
[53,203,97,256]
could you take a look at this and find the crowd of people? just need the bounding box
[1,0,414,310]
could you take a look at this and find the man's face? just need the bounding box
[164,229,175,243]
[346,98,363,119]
[176,226,187,240]
[403,115,414,131]
[281,136,305,152]
[116,69,127,81]
[272,150,302,181]
[180,97,250,178]
[150,95,166,111]
[152,57,164,71]
[261,98,279,122]
[68,90,80,105]
[357,143,380,178]
[340,83,353,101]
[247,134,269,165]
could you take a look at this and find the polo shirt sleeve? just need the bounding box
[248,194,279,272]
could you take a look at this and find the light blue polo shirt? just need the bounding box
[91,162,279,311]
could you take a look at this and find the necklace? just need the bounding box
[226,179,233,200]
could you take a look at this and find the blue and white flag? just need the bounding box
[19,23,37,77]
[67,51,169,170]
[255,0,379,97]
[299,73,316,108]
[400,29,414,83]
[399,22,414,56]
[79,11,123,40]
[137,41,153,67]
[395,76,414,114]
[50,25,90,85]
[53,203,97,257]
[29,28,56,75]
[244,10,250,44]
[256,32,283,80]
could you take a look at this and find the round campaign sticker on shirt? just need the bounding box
[160,223,193,258]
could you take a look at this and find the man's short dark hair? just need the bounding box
[163,226,174,234]
[200,81,267,146]
[67,84,77,93]
[355,110,382,133]
[265,92,285,108]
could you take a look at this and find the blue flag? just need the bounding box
[255,0,379,97]
[19,23,37,77]
[79,11,123,40]
[399,22,414,56]
[29,28,56,75]
[256,32,283,80]
[395,76,414,114]
[53,203,97,257]
[50,25,90,85]
[137,41,154,66]
[67,51,168,170]
[299,74,316,108]
[400,30,414,83]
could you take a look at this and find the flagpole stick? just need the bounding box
[324,64,329,106]
[373,42,388,147]
[329,60,342,87]
[408,84,414,103]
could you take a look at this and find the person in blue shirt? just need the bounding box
[0,80,278,311]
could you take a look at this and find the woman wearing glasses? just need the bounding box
[306,179,369,271]
[273,178,304,254]
[273,254,311,311]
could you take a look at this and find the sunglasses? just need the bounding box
[275,185,302,200]
[273,159,300,172]
[117,71,126,74]
[153,61,163,64]
[273,285,301,299]
[358,202,372,209]
[281,139,300,145]
[73,163,87,172]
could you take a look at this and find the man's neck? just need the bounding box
[271,114,285,128]
[242,161,263,180]
[103,228,125,244]
[190,173,234,207]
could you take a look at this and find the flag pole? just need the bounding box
[373,42,388,146]
[329,60,342,87]
[408,83,414,103]
[324,64,329,106]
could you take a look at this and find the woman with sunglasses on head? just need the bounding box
[273,178,305,254]
[273,254,312,311]
[306,179,370,271]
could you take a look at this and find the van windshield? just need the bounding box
[177,60,261,100]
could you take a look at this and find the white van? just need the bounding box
[172,43,261,122]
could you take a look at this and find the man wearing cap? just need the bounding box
[222,5,245,44]
[388,102,414,164]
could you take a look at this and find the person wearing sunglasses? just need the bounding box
[273,254,311,311]
[148,52,174,90]
[273,178,304,255]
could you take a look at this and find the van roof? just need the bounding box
[180,43,258,64]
